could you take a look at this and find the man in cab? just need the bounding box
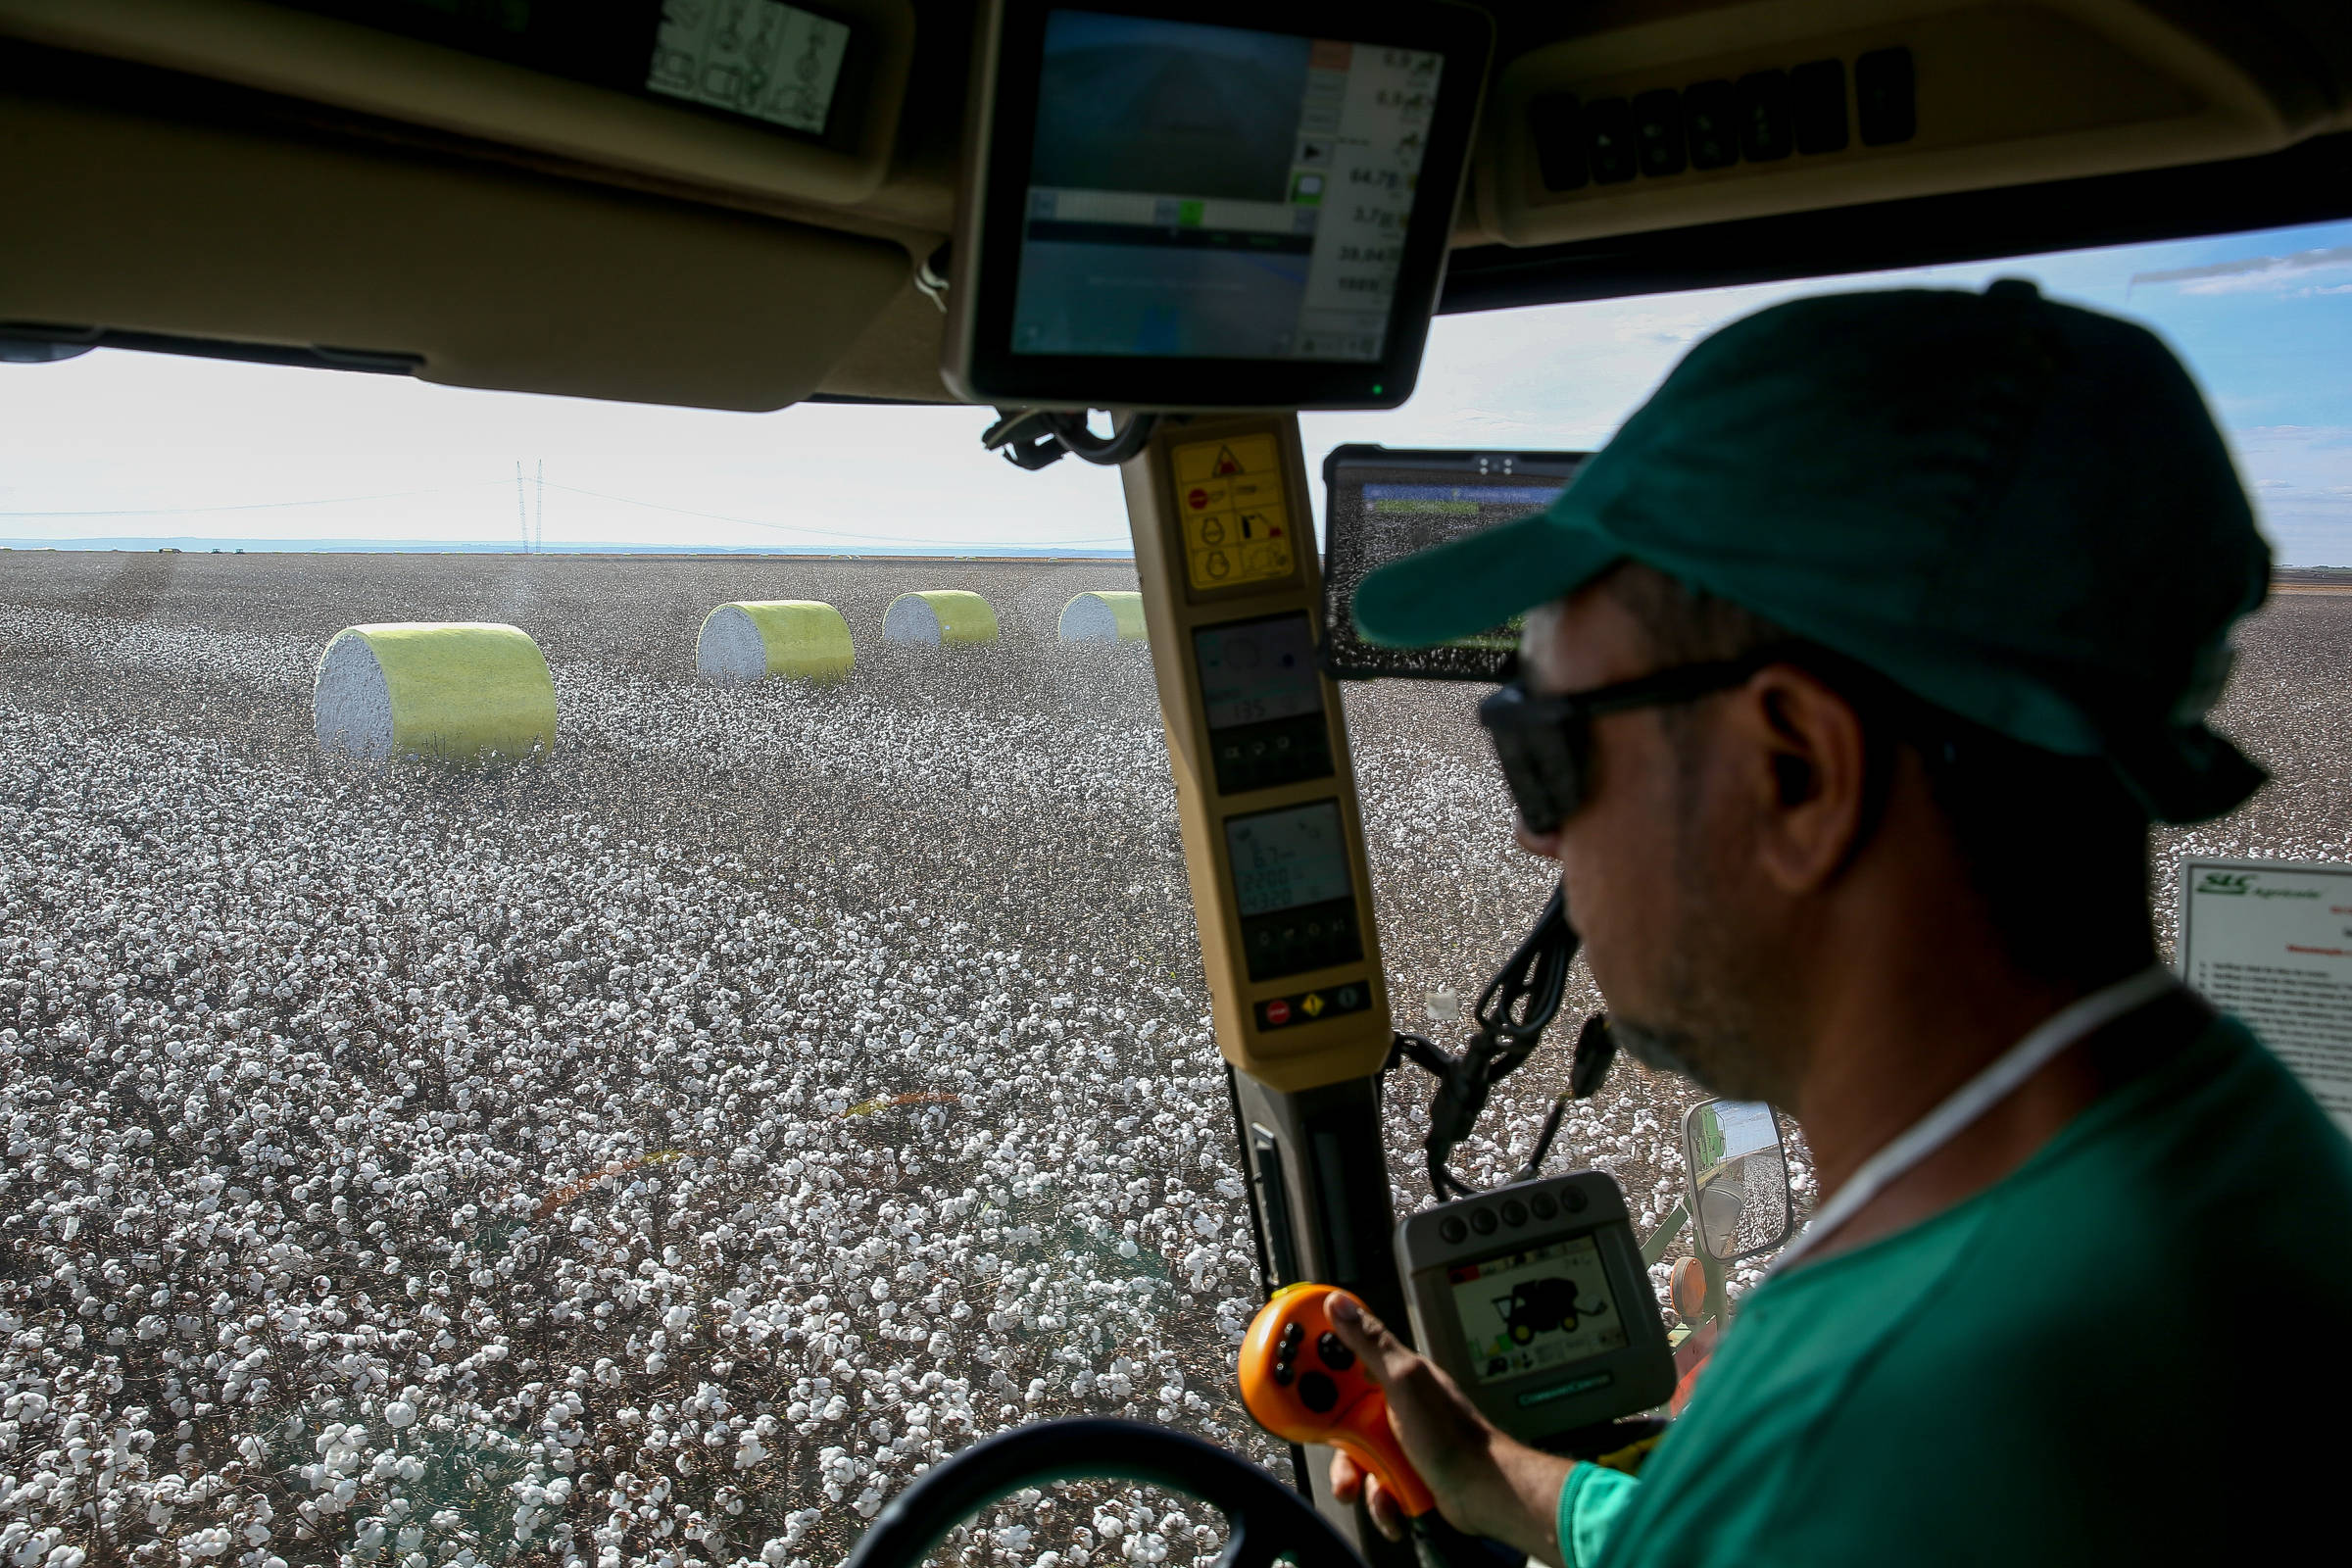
[1324,281,2352,1565]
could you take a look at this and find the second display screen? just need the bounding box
[1195,612,1333,794]
[1225,800,1363,981]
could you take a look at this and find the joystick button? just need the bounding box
[1531,1193,1558,1220]
[1316,1331,1354,1372]
[1470,1207,1498,1236]
[1439,1216,1467,1245]
[1272,1359,1294,1387]
[1298,1372,1340,1414]
[1501,1200,1529,1227]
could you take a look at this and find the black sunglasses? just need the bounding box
[1477,646,1795,834]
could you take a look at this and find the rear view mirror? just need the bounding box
[1681,1100,1793,1263]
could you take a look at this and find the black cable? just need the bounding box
[1390,888,1615,1198]
[981,409,1161,470]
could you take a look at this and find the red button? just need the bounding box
[1188,488,1209,510]
[1264,999,1292,1026]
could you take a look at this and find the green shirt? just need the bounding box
[1559,1006,2352,1567]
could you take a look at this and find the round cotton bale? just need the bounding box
[314,622,557,762]
[697,601,855,684]
[882,589,1000,647]
[1057,590,1149,643]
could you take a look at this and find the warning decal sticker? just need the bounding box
[1171,436,1297,591]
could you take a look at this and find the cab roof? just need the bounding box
[4,0,2349,409]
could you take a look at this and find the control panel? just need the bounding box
[1120,416,1392,1092]
[1396,1171,1675,1444]
[1239,1285,1436,1519]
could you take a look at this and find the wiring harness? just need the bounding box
[1391,886,1618,1199]
[982,409,1161,470]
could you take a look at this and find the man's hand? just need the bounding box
[1325,1295,1572,1563]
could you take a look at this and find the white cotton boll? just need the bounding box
[384,1400,416,1430]
[645,1352,667,1374]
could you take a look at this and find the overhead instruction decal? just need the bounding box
[2179,857,2352,1138]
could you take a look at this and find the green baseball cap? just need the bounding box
[1351,280,2270,823]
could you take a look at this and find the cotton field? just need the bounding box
[1,551,2345,1568]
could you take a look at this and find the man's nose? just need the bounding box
[1512,812,1562,859]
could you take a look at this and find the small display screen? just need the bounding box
[1322,449,1591,681]
[1013,12,1442,362]
[1448,1235,1627,1385]
[1199,613,1320,730]
[648,0,852,134]
[1196,614,1332,794]
[1225,801,1363,981]
[1227,801,1351,916]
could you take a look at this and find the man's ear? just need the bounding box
[1733,666,1872,895]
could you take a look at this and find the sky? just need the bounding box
[4,218,2349,564]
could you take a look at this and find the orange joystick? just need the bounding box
[1238,1284,1436,1518]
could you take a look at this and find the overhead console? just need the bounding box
[1477,0,2349,249]
[945,0,1494,411]
[0,0,916,208]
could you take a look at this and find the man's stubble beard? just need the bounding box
[1605,735,1785,1104]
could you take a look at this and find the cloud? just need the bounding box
[2128,244,2352,296]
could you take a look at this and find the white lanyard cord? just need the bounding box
[1770,964,2179,1275]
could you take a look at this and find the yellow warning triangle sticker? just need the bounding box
[1212,445,1243,476]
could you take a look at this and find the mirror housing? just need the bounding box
[1681,1099,1794,1263]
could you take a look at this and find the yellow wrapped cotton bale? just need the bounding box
[697,601,855,684]
[313,622,557,762]
[1057,591,1148,643]
[882,589,999,646]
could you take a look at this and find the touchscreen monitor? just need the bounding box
[1322,446,1591,681]
[949,0,1492,409]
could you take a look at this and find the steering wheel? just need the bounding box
[842,1417,1368,1568]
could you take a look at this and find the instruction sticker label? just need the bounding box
[2179,857,2352,1138]
[1172,436,1296,591]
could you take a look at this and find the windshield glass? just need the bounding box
[2,220,2345,1567]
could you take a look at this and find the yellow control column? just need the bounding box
[1122,415,1393,1093]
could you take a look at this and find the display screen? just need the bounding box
[1227,801,1351,916]
[1196,613,1333,794]
[1225,801,1363,980]
[1322,448,1591,681]
[1448,1235,1627,1385]
[1199,613,1320,729]
[1012,12,1442,362]
[648,0,852,133]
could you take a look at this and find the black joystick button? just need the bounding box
[1298,1371,1340,1413]
[1470,1207,1498,1236]
[1439,1215,1467,1244]
[1272,1358,1294,1386]
[1282,1320,1305,1346]
[1531,1193,1558,1220]
[1501,1200,1529,1226]
[1316,1331,1354,1372]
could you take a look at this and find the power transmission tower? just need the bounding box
[515,460,530,554]
[535,459,545,552]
